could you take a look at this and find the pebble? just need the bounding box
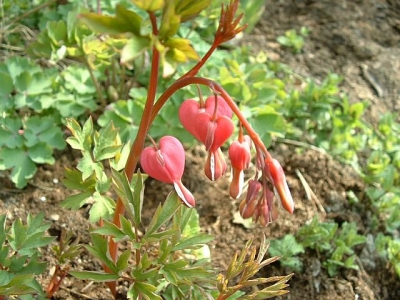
[50,214,60,221]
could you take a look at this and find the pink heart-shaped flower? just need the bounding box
[179,96,233,142]
[195,113,234,151]
[140,136,195,207]
[140,136,185,183]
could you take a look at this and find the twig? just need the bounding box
[361,64,384,98]
[60,285,97,299]
[81,281,94,293]
[295,169,326,217]
[277,138,327,154]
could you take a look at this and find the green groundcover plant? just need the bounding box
[0,1,295,299]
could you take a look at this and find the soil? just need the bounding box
[1,0,400,299]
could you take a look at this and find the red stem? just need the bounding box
[182,43,218,78]
[107,12,160,297]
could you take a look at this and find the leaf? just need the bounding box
[27,143,54,165]
[77,151,97,181]
[69,271,119,282]
[176,0,211,22]
[85,233,117,273]
[111,169,136,224]
[79,5,143,35]
[145,192,182,237]
[93,121,122,161]
[79,13,131,35]
[92,220,126,242]
[0,215,6,246]
[47,20,68,46]
[131,0,165,12]
[0,71,13,96]
[121,36,151,64]
[23,116,65,150]
[133,171,144,226]
[66,117,93,151]
[132,281,162,300]
[0,117,24,148]
[89,193,116,222]
[0,148,37,188]
[172,233,213,251]
[62,168,96,191]
[117,249,131,271]
[61,192,93,210]
[115,5,143,36]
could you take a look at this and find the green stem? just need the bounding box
[151,77,272,160]
[83,57,107,107]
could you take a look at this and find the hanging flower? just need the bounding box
[266,158,294,214]
[228,135,251,198]
[140,136,195,208]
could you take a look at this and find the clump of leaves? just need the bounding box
[0,213,54,298]
[297,217,366,276]
[277,27,310,54]
[217,236,293,299]
[268,234,304,272]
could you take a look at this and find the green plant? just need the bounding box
[51,0,294,298]
[297,217,366,276]
[277,26,309,54]
[268,234,304,272]
[0,213,54,298]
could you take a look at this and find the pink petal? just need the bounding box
[159,136,186,180]
[267,159,294,214]
[179,100,202,140]
[140,136,186,184]
[141,147,173,183]
[229,140,251,170]
[195,114,234,151]
[205,95,233,119]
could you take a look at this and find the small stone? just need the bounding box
[40,196,46,202]
[53,178,59,184]
[50,214,60,221]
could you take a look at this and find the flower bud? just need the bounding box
[245,180,262,204]
[140,136,195,207]
[266,158,294,214]
[239,198,257,219]
[228,136,251,198]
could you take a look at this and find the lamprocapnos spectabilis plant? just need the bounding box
[60,0,294,298]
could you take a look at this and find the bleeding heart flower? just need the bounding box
[140,136,195,208]
[204,147,227,181]
[195,113,234,152]
[266,158,294,214]
[179,96,232,141]
[228,135,251,198]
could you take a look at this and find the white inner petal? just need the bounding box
[174,182,193,208]
[237,170,244,199]
[210,152,215,181]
